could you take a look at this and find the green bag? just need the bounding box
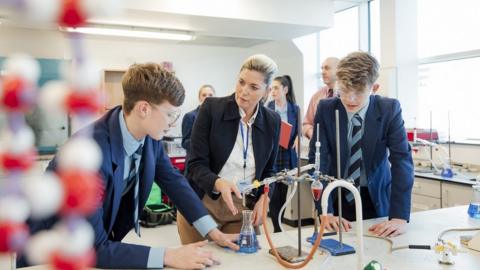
[141,182,174,227]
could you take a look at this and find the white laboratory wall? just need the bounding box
[0,26,246,135]
[378,0,418,128]
[0,26,304,136]
[246,40,304,113]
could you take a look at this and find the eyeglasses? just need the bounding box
[150,103,181,126]
[336,88,371,101]
[165,110,181,126]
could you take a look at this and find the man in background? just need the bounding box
[302,57,339,140]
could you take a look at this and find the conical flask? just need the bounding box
[238,210,259,253]
[468,179,480,219]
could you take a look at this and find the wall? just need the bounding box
[379,0,418,127]
[246,40,304,111]
[377,0,480,166]
[0,26,304,136]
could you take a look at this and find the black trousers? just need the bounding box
[333,187,377,222]
[269,182,289,233]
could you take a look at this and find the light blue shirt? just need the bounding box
[274,102,288,122]
[345,97,370,187]
[119,110,145,193]
[118,110,218,268]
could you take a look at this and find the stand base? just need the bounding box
[306,231,337,244]
[320,239,355,256]
[269,246,308,263]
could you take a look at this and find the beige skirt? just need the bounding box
[176,195,260,244]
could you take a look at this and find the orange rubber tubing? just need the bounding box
[262,185,326,269]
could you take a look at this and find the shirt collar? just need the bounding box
[275,102,288,113]
[347,96,370,122]
[119,109,145,156]
[238,103,260,126]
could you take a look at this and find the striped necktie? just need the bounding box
[130,145,143,237]
[327,88,334,98]
[347,113,363,187]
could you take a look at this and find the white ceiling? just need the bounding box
[0,0,369,48]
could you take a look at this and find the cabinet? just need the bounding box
[102,69,126,110]
[411,193,441,212]
[101,62,174,111]
[442,182,472,208]
[411,177,441,212]
[411,176,474,212]
[284,181,315,223]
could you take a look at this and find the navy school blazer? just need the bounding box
[308,95,414,221]
[267,100,300,169]
[187,94,281,201]
[20,106,211,269]
[181,106,199,153]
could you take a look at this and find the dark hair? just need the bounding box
[274,75,296,104]
[122,63,185,114]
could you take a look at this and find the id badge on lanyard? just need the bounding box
[237,121,250,194]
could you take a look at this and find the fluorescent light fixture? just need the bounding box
[62,25,195,41]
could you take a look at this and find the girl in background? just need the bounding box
[267,75,300,233]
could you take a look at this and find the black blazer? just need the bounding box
[187,94,281,201]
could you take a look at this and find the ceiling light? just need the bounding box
[61,25,195,41]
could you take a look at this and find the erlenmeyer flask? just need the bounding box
[311,180,323,201]
[441,158,453,178]
[238,210,259,253]
[468,180,480,219]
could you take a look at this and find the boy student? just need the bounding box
[309,52,414,237]
[21,63,238,269]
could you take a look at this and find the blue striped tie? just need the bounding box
[347,114,363,186]
[131,145,143,237]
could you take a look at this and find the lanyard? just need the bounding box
[239,121,250,171]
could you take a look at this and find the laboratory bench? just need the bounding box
[16,206,480,270]
[412,168,478,212]
[281,159,480,225]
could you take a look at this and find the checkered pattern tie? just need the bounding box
[129,145,143,237]
[347,113,363,187]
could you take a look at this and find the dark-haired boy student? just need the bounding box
[19,63,239,269]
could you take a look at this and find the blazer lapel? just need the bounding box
[363,95,381,173]
[331,100,349,178]
[287,102,297,141]
[252,106,266,180]
[219,95,241,171]
[107,108,126,233]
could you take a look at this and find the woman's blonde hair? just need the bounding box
[240,54,278,87]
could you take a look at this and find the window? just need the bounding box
[369,0,381,61]
[318,7,360,61]
[418,57,480,141]
[418,0,480,59]
[298,5,366,111]
[417,0,480,142]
